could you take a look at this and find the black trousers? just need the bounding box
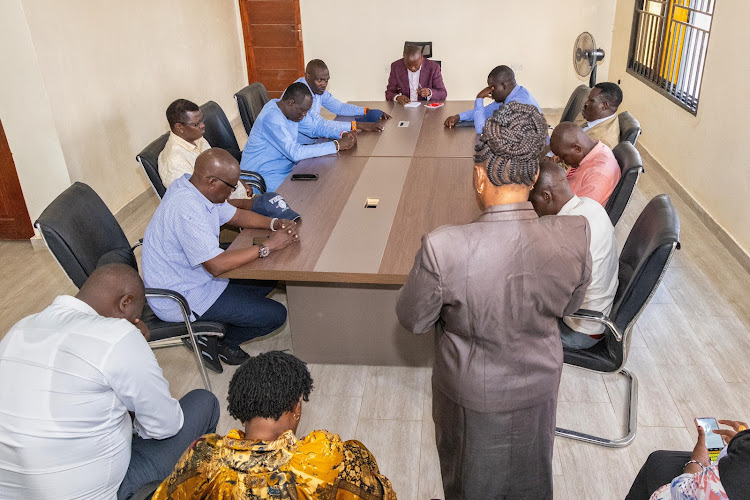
[432,382,557,500]
[626,450,692,500]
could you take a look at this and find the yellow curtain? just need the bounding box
[660,0,689,82]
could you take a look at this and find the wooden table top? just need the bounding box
[222,101,482,284]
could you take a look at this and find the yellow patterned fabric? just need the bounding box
[152,429,397,499]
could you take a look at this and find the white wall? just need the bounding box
[300,0,617,106]
[0,0,71,225]
[0,0,248,222]
[609,0,750,255]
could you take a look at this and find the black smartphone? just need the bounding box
[291,173,318,181]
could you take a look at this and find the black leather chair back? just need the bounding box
[560,85,591,123]
[136,132,170,198]
[200,101,242,162]
[565,194,680,371]
[35,182,136,289]
[235,83,270,135]
[606,141,644,226]
[404,41,432,58]
[619,111,642,145]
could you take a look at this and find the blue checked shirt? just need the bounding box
[142,174,237,322]
[241,100,337,192]
[295,77,364,142]
[458,84,541,133]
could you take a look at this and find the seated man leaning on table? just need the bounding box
[158,98,253,209]
[550,122,621,207]
[295,58,391,144]
[444,65,541,134]
[240,81,356,192]
[529,158,618,350]
[386,43,447,105]
[575,82,623,149]
[143,148,300,374]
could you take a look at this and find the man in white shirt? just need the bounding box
[0,264,219,500]
[158,99,253,209]
[530,159,619,349]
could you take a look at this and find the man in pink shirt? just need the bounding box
[550,122,621,206]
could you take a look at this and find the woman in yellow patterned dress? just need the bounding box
[152,351,396,500]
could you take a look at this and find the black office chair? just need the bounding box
[556,194,681,447]
[136,132,170,197]
[560,84,591,123]
[606,141,645,226]
[200,101,243,162]
[34,182,225,391]
[404,41,440,67]
[235,83,270,135]
[619,111,642,145]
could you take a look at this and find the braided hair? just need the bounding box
[473,101,548,187]
[227,351,313,422]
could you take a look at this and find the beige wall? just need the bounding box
[299,0,617,106]
[609,0,750,255]
[0,0,71,226]
[2,0,247,221]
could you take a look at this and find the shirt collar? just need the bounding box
[558,195,582,216]
[53,295,100,317]
[504,84,521,103]
[585,113,616,130]
[224,429,298,451]
[169,131,200,152]
[580,140,605,167]
[173,174,223,212]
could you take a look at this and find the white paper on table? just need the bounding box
[403,102,421,108]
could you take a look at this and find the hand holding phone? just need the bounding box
[696,417,725,464]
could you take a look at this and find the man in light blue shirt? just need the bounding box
[143,148,300,372]
[296,59,391,144]
[240,82,357,192]
[444,65,541,134]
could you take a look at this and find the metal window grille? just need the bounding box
[627,0,715,114]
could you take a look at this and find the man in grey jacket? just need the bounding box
[397,102,592,499]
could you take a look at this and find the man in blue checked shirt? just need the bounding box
[240,82,357,192]
[444,65,541,134]
[296,59,391,144]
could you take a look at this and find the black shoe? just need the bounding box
[217,343,250,365]
[183,335,223,374]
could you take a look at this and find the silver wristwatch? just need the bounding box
[258,244,270,258]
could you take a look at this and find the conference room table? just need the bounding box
[223,100,482,366]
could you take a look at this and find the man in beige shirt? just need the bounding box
[159,99,252,208]
[574,82,622,149]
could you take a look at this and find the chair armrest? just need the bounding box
[145,288,193,319]
[240,170,267,192]
[565,309,624,342]
[131,238,144,251]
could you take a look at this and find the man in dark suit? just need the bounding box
[385,44,447,104]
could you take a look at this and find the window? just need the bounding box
[627,0,715,114]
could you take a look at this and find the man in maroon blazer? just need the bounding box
[385,44,447,104]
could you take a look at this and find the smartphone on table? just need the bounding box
[696,417,724,464]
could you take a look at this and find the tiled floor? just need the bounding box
[2,117,750,499]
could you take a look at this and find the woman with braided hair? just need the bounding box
[397,101,593,499]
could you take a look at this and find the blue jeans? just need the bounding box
[197,280,286,347]
[117,389,219,500]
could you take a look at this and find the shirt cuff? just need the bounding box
[394,93,402,102]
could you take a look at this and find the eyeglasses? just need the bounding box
[180,118,204,128]
[206,176,237,191]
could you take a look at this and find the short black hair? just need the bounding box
[227,351,313,422]
[488,65,515,84]
[305,59,328,74]
[594,82,623,108]
[403,44,422,58]
[166,99,200,128]
[281,82,312,103]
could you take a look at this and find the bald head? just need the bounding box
[550,122,597,168]
[191,148,240,202]
[76,263,145,323]
[529,158,574,217]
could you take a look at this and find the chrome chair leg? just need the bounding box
[555,368,638,448]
